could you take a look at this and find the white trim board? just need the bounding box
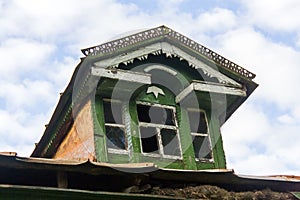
[93,42,242,87]
[91,67,151,85]
[176,82,246,103]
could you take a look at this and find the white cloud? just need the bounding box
[196,8,237,33]
[215,27,300,109]
[0,79,56,112]
[0,0,300,176]
[242,0,300,32]
[0,109,47,155]
[222,102,300,175]
[277,114,295,124]
[0,38,55,80]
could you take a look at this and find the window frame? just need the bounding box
[103,98,128,155]
[136,101,182,160]
[187,108,214,162]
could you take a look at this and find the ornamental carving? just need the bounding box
[82,26,255,80]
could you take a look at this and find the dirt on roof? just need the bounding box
[143,185,297,200]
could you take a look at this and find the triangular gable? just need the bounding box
[82,25,256,81]
[92,42,242,88]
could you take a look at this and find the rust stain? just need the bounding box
[54,100,95,161]
[269,175,300,181]
[0,152,17,156]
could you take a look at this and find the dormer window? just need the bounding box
[103,99,127,153]
[187,109,213,160]
[137,102,181,158]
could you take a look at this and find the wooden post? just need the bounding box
[57,171,68,189]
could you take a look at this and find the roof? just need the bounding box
[82,25,256,80]
[1,153,300,192]
[0,185,178,200]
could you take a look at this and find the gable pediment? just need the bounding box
[92,42,242,89]
[83,25,256,81]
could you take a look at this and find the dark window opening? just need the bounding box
[188,111,208,133]
[140,127,159,153]
[161,129,181,156]
[105,126,126,150]
[103,99,127,151]
[103,101,123,124]
[192,135,212,159]
[137,103,181,158]
[188,110,212,160]
[137,104,175,125]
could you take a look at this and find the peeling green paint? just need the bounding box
[93,96,108,162]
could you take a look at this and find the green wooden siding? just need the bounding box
[93,96,108,162]
[89,52,230,170]
[91,82,226,170]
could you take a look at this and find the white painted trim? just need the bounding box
[104,123,125,128]
[141,152,182,160]
[107,148,129,155]
[175,84,194,103]
[92,42,242,87]
[102,98,122,103]
[191,132,209,137]
[93,43,162,68]
[136,101,176,110]
[139,122,177,130]
[161,42,241,86]
[144,64,177,76]
[176,82,246,103]
[193,82,246,96]
[146,86,165,99]
[91,67,151,85]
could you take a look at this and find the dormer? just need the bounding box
[31,26,257,170]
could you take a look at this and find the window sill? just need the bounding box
[141,152,183,160]
[107,148,128,155]
[195,158,214,163]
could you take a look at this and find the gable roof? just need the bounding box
[82,25,256,80]
[32,25,258,158]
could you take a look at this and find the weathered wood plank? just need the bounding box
[91,67,151,85]
[176,82,246,103]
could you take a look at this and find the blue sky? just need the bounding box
[1,0,300,175]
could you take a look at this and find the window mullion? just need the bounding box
[156,127,164,156]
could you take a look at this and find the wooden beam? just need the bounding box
[57,171,68,189]
[176,82,246,103]
[91,67,151,85]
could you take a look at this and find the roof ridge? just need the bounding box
[81,25,256,80]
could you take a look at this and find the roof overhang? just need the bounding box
[1,154,300,192]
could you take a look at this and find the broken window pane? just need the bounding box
[188,110,208,133]
[137,104,175,125]
[192,135,212,159]
[103,99,127,152]
[140,127,159,153]
[105,126,126,150]
[137,102,181,158]
[161,129,181,156]
[188,110,212,160]
[103,100,123,124]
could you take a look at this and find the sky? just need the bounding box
[1,0,300,176]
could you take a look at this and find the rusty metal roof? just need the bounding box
[1,153,300,192]
[81,25,256,80]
